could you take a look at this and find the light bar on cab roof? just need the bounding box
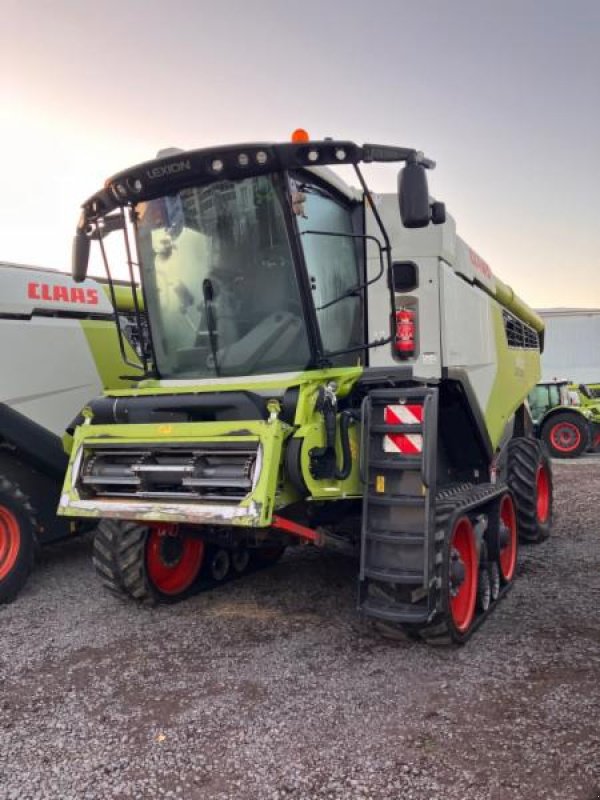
[78,140,436,225]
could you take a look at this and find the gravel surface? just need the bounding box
[1,458,599,800]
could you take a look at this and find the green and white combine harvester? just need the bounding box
[59,135,553,642]
[0,263,140,602]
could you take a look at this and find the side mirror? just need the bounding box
[72,229,90,283]
[431,201,446,225]
[398,162,430,228]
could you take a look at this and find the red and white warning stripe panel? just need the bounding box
[383,404,423,455]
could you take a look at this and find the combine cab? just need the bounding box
[59,135,553,642]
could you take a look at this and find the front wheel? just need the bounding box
[541,412,590,458]
[93,520,205,604]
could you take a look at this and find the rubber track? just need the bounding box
[417,482,508,645]
[0,476,38,603]
[507,438,553,544]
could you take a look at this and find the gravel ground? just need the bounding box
[1,458,599,800]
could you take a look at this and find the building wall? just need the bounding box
[538,310,600,383]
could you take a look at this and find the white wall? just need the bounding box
[539,311,600,383]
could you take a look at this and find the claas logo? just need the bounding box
[27,282,99,305]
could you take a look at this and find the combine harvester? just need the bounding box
[59,133,552,642]
[0,263,140,602]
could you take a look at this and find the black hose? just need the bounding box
[335,411,356,480]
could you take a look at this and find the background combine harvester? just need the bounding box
[60,133,553,643]
[0,263,141,602]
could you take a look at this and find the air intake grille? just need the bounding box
[502,310,539,350]
[77,441,259,502]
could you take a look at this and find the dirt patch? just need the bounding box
[1,459,599,799]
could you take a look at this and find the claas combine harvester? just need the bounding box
[59,133,553,643]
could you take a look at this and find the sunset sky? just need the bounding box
[2,0,599,308]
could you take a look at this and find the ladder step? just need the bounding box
[360,596,430,624]
[365,530,424,545]
[367,493,425,508]
[370,423,423,434]
[363,566,424,585]
[368,457,422,471]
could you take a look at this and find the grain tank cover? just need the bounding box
[0,262,113,317]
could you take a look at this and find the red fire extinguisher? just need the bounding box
[394,308,415,357]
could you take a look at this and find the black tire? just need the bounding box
[93,519,205,605]
[0,477,37,604]
[507,438,553,543]
[540,411,590,458]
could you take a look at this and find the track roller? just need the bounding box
[231,547,250,575]
[478,568,491,612]
[489,561,500,601]
[208,547,231,582]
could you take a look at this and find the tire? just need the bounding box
[507,438,553,544]
[93,520,204,605]
[0,477,37,604]
[541,412,590,458]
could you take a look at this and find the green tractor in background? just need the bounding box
[570,383,600,451]
[529,380,600,458]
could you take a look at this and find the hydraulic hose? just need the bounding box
[335,410,357,480]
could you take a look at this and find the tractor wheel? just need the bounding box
[541,412,590,458]
[507,438,553,544]
[0,477,36,604]
[93,520,205,605]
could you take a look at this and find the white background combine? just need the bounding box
[0,262,113,436]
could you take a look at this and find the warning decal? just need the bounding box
[383,404,423,454]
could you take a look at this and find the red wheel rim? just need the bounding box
[550,422,581,453]
[448,516,478,633]
[498,493,517,582]
[0,506,21,581]
[536,464,550,524]
[146,526,204,596]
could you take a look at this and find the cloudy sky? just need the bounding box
[2,0,599,308]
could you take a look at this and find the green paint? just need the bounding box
[59,368,365,526]
[485,305,541,449]
[80,319,141,390]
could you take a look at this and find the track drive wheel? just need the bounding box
[541,412,590,458]
[419,512,479,645]
[93,520,204,605]
[507,438,553,543]
[0,477,36,604]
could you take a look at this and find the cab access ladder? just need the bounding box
[358,387,439,624]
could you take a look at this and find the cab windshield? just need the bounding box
[135,175,311,378]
